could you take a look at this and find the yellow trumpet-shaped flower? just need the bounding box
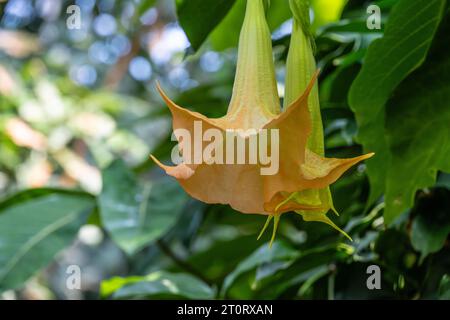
[152,0,373,239]
[260,0,374,241]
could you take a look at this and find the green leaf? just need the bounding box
[258,244,341,298]
[220,241,299,297]
[0,188,90,211]
[411,215,450,263]
[0,190,94,291]
[311,0,348,31]
[187,235,262,282]
[349,0,446,210]
[101,271,215,299]
[384,13,450,222]
[176,0,237,51]
[227,243,339,299]
[410,188,450,262]
[98,160,188,255]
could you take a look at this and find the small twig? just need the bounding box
[156,239,212,285]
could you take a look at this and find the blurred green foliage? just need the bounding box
[0,0,449,300]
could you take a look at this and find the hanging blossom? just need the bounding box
[258,0,369,242]
[152,0,374,244]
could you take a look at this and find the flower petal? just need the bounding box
[297,210,352,241]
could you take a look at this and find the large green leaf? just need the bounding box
[176,0,237,51]
[251,245,338,299]
[220,241,299,297]
[101,271,215,299]
[384,14,450,222]
[98,160,188,255]
[187,235,262,283]
[349,0,446,209]
[0,190,94,291]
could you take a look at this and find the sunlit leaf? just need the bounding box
[220,241,298,297]
[311,0,348,31]
[101,271,215,299]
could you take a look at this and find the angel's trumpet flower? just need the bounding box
[259,0,374,241]
[152,0,373,242]
[272,0,349,239]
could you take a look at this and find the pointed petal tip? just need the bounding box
[257,215,281,248]
[353,152,375,161]
[314,68,321,79]
[331,205,340,216]
[283,69,321,112]
[269,215,280,248]
[150,154,195,179]
[155,80,164,96]
[150,154,164,169]
[257,215,273,241]
[308,69,321,88]
[297,210,352,241]
[154,81,181,115]
[351,152,375,164]
[354,152,375,164]
[341,230,353,242]
[150,154,174,174]
[361,152,375,159]
[155,81,170,103]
